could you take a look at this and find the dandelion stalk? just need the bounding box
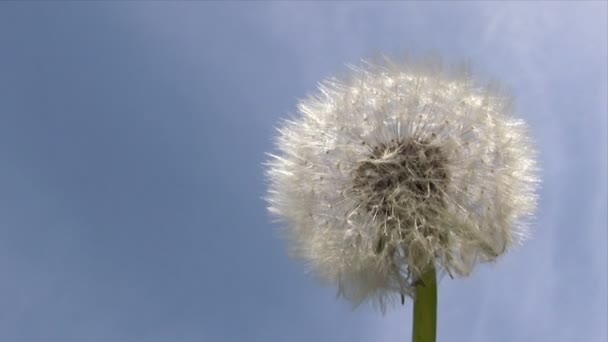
[412,266,437,342]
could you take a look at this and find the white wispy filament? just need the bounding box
[266,60,539,310]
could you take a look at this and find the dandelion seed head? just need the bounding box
[265,59,540,311]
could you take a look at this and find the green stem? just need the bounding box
[412,265,437,342]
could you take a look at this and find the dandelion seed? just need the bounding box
[265,58,539,312]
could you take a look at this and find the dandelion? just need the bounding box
[265,58,539,339]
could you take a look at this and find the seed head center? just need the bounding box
[352,138,448,233]
[352,138,448,258]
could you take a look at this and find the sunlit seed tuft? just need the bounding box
[265,58,540,312]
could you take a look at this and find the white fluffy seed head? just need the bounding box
[265,59,540,311]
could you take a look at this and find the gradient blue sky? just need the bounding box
[0,2,606,342]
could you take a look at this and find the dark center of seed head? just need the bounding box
[352,138,448,254]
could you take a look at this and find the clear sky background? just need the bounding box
[0,2,606,342]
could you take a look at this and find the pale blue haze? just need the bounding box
[0,2,606,342]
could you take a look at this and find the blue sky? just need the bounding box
[0,2,605,342]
